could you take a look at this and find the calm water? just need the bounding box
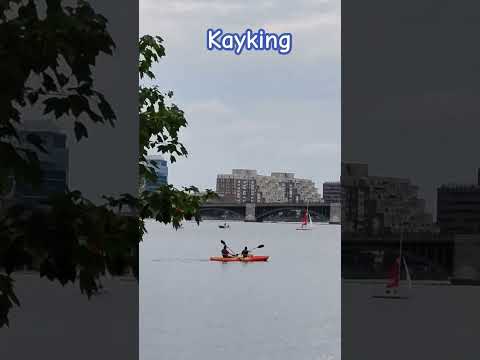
[342,282,480,360]
[140,220,340,360]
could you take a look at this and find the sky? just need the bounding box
[140,0,341,193]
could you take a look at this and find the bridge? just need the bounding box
[342,233,454,280]
[200,202,340,223]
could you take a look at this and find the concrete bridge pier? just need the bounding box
[329,203,341,224]
[245,203,256,222]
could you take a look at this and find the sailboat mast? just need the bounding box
[399,224,404,281]
[306,200,312,225]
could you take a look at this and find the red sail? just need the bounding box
[386,256,400,288]
[302,209,308,225]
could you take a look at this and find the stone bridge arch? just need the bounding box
[199,206,245,220]
[255,206,330,222]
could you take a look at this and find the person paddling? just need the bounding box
[241,246,250,258]
[221,244,234,258]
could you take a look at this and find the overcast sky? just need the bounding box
[140,0,340,193]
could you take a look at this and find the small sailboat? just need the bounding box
[372,233,412,299]
[218,213,230,229]
[296,206,313,231]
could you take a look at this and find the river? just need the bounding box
[140,220,341,360]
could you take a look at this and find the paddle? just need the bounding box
[220,240,237,256]
[249,244,264,251]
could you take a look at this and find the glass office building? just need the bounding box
[144,154,168,191]
[14,130,69,206]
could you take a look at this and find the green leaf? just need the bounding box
[74,121,88,141]
[26,133,48,153]
[43,74,57,92]
[27,91,39,105]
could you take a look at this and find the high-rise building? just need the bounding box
[216,169,258,203]
[323,181,341,204]
[342,163,433,234]
[13,130,69,206]
[216,169,321,204]
[143,155,168,191]
[437,171,480,234]
[437,185,480,234]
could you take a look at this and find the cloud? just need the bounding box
[299,143,339,155]
[151,1,249,15]
[265,10,340,32]
[186,99,233,116]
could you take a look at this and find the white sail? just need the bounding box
[403,256,412,289]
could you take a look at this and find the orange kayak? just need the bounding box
[209,256,269,262]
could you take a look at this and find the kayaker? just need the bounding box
[221,244,233,258]
[241,247,249,258]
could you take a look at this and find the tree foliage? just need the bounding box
[138,34,216,230]
[0,1,215,327]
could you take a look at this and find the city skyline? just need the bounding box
[216,168,322,203]
[215,168,337,196]
[141,0,340,192]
